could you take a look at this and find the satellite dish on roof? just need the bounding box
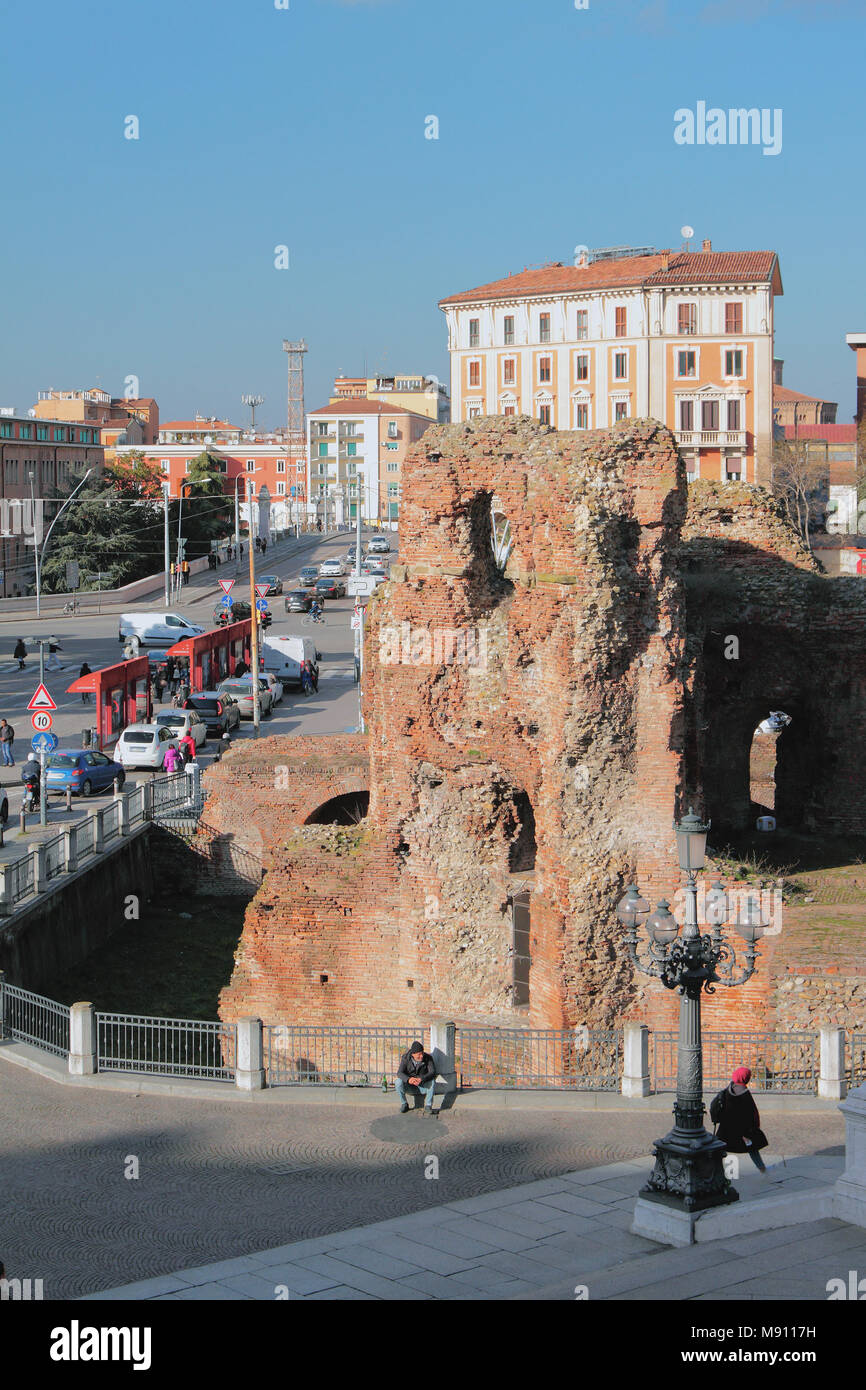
[681,225,694,239]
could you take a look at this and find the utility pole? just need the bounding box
[248,518,261,737]
[282,338,308,534]
[163,482,170,606]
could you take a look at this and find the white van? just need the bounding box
[260,634,319,689]
[119,612,206,647]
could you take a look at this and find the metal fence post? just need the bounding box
[430,1018,457,1094]
[92,809,103,854]
[68,1002,97,1075]
[117,790,130,837]
[63,825,78,875]
[0,970,5,1038]
[235,1017,265,1091]
[0,866,12,918]
[622,1023,651,1098]
[819,1026,847,1100]
[31,844,47,895]
[143,780,154,820]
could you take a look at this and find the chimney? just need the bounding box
[702,238,712,252]
[660,250,670,270]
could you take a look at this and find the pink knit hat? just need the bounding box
[732,1066,751,1084]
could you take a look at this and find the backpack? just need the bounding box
[709,1088,727,1125]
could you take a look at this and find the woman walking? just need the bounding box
[79,662,92,703]
[711,1066,770,1174]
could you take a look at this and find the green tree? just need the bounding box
[177,452,232,559]
[106,450,166,500]
[40,480,163,592]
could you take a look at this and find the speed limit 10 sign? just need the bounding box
[31,711,53,732]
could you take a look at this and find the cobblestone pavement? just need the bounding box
[0,1062,844,1299]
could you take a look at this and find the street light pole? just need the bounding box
[162,482,170,607]
[29,465,93,617]
[248,513,260,737]
[618,809,766,1217]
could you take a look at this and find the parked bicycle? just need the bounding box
[62,598,80,614]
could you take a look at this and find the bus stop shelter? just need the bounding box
[65,655,152,749]
[166,618,252,693]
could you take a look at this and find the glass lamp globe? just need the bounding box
[734,895,767,943]
[617,884,650,929]
[674,807,710,872]
[646,899,678,945]
[704,881,729,927]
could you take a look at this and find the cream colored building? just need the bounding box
[331,373,449,423]
[439,243,782,485]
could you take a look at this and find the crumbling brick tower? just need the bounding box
[220,417,692,1030]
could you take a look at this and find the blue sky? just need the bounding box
[2,0,863,428]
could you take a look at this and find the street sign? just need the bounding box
[290,486,297,497]
[221,595,234,607]
[27,683,57,712]
[255,598,269,612]
[31,731,58,754]
[351,614,362,631]
[31,711,54,732]
[66,560,80,590]
[218,578,235,595]
[347,575,377,597]
[255,583,270,599]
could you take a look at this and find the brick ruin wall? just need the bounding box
[208,418,866,1037]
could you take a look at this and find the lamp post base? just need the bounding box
[641,1130,739,1213]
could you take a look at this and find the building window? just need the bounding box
[538,405,551,425]
[678,303,697,336]
[346,442,357,456]
[388,484,399,498]
[385,442,398,451]
[387,461,399,472]
[318,442,328,457]
[387,421,398,438]
[539,356,552,383]
[314,421,329,437]
[276,460,285,472]
[468,407,481,419]
[701,399,720,431]
[469,318,480,347]
[53,427,64,442]
[539,312,551,343]
[725,303,743,334]
[614,352,627,380]
[503,358,515,385]
[0,423,12,439]
[725,350,744,378]
[161,458,170,472]
[504,315,514,345]
[245,459,255,471]
[247,481,255,495]
[277,481,285,495]
[576,310,588,340]
[504,406,516,416]
[575,354,589,381]
[726,456,742,481]
[37,426,48,441]
[19,424,33,440]
[575,404,588,429]
[727,399,741,431]
[615,306,627,338]
[469,361,481,387]
[614,402,628,422]
[679,400,694,431]
[677,350,696,378]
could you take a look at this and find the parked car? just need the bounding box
[119,612,205,647]
[258,574,283,595]
[45,749,125,797]
[155,708,207,748]
[298,566,319,588]
[115,724,180,770]
[368,536,391,554]
[320,558,346,577]
[183,691,240,736]
[217,679,274,719]
[315,577,346,600]
[363,557,388,574]
[258,671,284,704]
[285,588,313,614]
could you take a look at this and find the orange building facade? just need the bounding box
[440,243,782,485]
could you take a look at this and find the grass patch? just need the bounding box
[40,897,249,1020]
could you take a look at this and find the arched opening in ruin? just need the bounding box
[508,790,537,872]
[511,890,531,1009]
[465,490,516,612]
[749,711,791,816]
[305,791,370,826]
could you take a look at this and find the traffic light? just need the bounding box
[177,538,186,562]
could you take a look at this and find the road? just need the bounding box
[0,527,391,854]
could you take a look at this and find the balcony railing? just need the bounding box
[675,430,746,449]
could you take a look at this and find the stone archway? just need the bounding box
[304,790,370,825]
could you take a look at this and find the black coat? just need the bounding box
[714,1085,768,1153]
[397,1047,435,1086]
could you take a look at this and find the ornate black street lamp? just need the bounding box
[618,808,768,1213]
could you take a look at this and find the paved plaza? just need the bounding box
[0,1052,852,1301]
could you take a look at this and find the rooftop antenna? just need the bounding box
[681,224,694,252]
[241,393,265,431]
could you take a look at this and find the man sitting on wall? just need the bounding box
[396,1040,436,1115]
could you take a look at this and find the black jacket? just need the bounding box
[713,1085,768,1153]
[397,1044,435,1086]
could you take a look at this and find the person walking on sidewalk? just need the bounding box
[300,661,313,697]
[711,1065,770,1174]
[46,639,63,671]
[0,719,15,767]
[13,639,26,671]
[79,663,92,703]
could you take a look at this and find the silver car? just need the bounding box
[217,679,274,719]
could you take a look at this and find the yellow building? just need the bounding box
[330,373,449,424]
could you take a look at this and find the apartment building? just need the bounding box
[331,373,450,424]
[34,388,159,450]
[307,399,433,526]
[0,410,104,597]
[439,242,782,485]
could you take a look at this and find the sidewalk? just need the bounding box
[81,1150,860,1301]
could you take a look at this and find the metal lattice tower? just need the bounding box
[282,339,308,451]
